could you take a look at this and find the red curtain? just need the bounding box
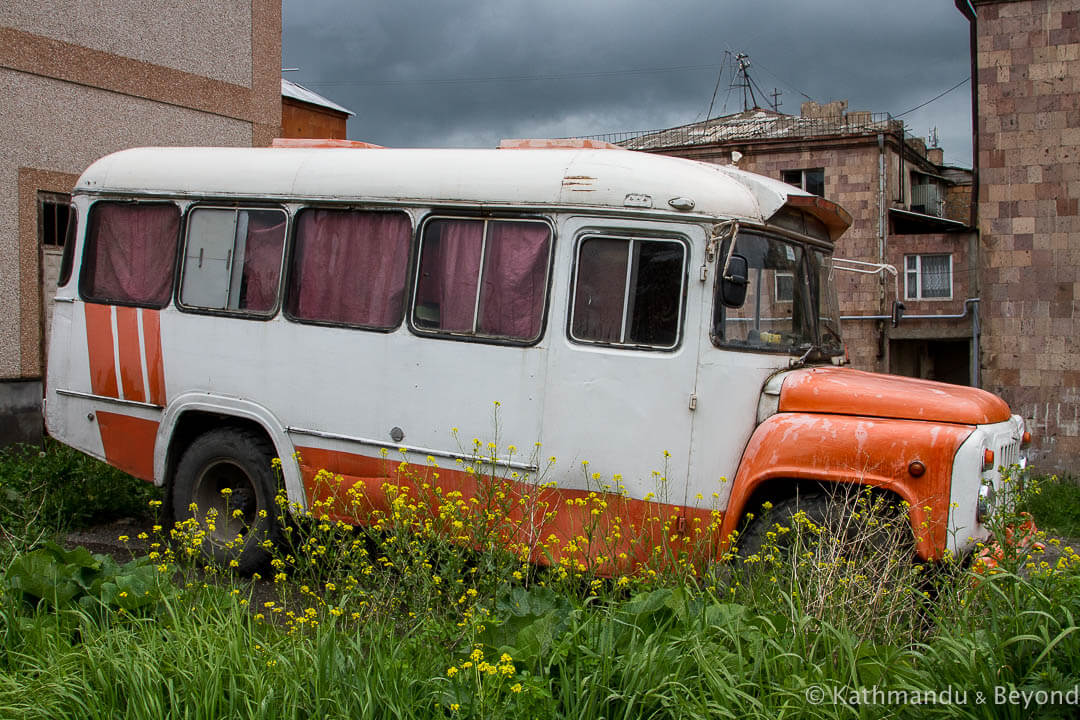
[288,210,411,326]
[572,237,628,342]
[478,221,550,339]
[83,203,180,306]
[240,211,286,312]
[415,220,483,332]
[416,219,550,340]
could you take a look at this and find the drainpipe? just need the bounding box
[840,298,981,386]
[878,133,888,366]
[954,0,979,228]
[955,0,981,387]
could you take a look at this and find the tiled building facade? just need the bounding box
[961,0,1080,468]
[611,103,979,384]
[0,1,282,446]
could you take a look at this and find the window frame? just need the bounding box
[781,168,825,197]
[567,231,689,352]
[282,206,415,332]
[774,272,794,304]
[904,253,953,301]
[407,214,555,347]
[175,203,289,320]
[78,199,182,309]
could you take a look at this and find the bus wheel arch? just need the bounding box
[731,476,913,558]
[155,395,304,522]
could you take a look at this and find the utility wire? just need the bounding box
[704,53,729,121]
[894,77,970,118]
[304,63,721,88]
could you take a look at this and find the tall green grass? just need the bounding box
[3,445,1079,719]
[0,440,159,562]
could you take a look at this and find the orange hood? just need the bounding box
[777,367,1011,425]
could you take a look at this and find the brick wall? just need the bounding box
[973,0,1080,468]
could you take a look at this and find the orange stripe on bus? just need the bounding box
[96,412,158,482]
[114,306,146,403]
[294,445,721,575]
[142,309,167,406]
[84,303,118,398]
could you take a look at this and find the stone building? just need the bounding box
[604,101,979,385]
[0,1,282,446]
[957,0,1080,469]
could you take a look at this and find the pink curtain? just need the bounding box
[240,211,286,312]
[415,220,483,332]
[83,203,180,306]
[416,219,550,340]
[288,210,411,326]
[572,238,628,342]
[478,222,550,339]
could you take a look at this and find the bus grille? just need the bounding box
[997,438,1020,469]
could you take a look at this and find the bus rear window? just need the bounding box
[412,218,551,343]
[80,202,180,307]
[286,209,412,328]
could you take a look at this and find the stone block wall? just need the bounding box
[973,0,1080,468]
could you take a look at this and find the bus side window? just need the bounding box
[180,207,286,314]
[412,218,551,343]
[80,202,181,307]
[285,209,412,329]
[570,236,685,349]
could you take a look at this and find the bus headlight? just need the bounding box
[977,482,996,524]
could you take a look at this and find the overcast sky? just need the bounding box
[283,0,974,167]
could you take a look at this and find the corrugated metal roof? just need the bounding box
[281,78,355,117]
[580,109,902,150]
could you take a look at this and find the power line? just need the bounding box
[303,63,721,88]
[894,77,970,118]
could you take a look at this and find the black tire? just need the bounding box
[739,487,912,561]
[172,427,282,574]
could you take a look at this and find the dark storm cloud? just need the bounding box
[283,0,974,164]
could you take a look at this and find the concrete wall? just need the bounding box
[0,0,281,445]
[972,0,1080,468]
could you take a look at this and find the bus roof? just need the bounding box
[75,146,848,235]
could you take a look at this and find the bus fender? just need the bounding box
[717,412,974,559]
[154,392,305,509]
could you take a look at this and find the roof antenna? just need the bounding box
[733,53,760,111]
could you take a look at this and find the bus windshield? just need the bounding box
[712,229,843,359]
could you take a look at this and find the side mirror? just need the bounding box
[721,254,749,308]
[891,300,905,327]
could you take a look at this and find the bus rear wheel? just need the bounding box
[172,427,281,574]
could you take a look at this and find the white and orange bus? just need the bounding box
[45,142,1027,571]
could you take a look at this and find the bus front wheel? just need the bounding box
[172,427,282,574]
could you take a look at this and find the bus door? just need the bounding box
[540,217,704,505]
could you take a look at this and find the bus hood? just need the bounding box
[776,367,1012,425]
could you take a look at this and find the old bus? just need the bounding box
[45,143,1027,572]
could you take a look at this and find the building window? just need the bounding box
[80,202,181,307]
[904,254,952,300]
[570,235,686,349]
[413,218,552,343]
[286,209,412,328]
[40,192,78,287]
[39,192,72,247]
[910,174,945,217]
[774,272,794,303]
[781,168,825,197]
[180,207,288,314]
